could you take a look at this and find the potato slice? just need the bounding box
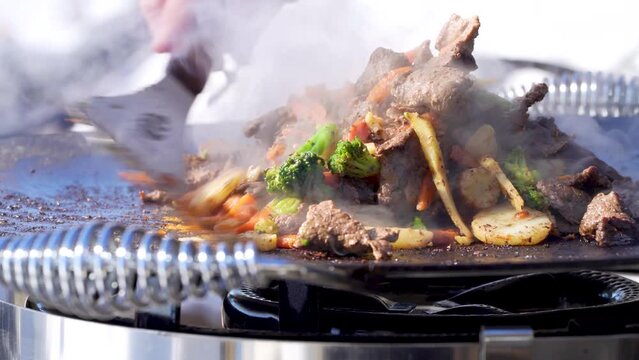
[365,226,434,250]
[465,124,498,158]
[459,167,500,209]
[239,233,278,252]
[480,156,525,212]
[471,205,552,246]
[391,228,434,250]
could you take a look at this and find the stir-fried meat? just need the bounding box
[339,177,378,204]
[376,125,413,153]
[296,200,391,259]
[342,99,373,129]
[367,227,399,242]
[432,14,481,70]
[509,83,548,129]
[355,47,411,96]
[244,107,297,146]
[536,166,614,234]
[139,189,170,204]
[567,166,612,193]
[275,203,308,235]
[376,128,427,218]
[391,64,472,114]
[509,116,623,182]
[536,179,592,234]
[580,192,638,246]
[517,117,569,157]
[412,40,434,66]
[232,13,639,255]
[614,180,639,219]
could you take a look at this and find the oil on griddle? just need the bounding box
[0,133,166,237]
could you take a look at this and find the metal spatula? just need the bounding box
[82,46,212,182]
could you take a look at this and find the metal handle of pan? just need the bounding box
[0,222,353,319]
[500,71,639,117]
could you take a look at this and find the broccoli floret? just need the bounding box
[265,151,333,199]
[254,217,278,234]
[269,197,302,216]
[411,216,427,230]
[295,123,339,161]
[503,148,548,210]
[328,137,380,178]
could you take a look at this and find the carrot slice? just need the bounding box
[266,142,286,162]
[366,66,412,104]
[235,207,272,234]
[118,171,157,187]
[347,119,371,142]
[277,234,298,249]
[432,229,458,246]
[416,173,437,211]
[222,195,242,212]
[226,194,256,218]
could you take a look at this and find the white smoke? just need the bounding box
[554,115,639,180]
[188,0,639,125]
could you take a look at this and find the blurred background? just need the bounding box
[2,0,639,128]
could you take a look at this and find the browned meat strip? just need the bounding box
[243,107,297,145]
[296,200,391,260]
[391,64,472,114]
[536,166,614,234]
[355,47,411,96]
[509,83,548,129]
[341,98,373,129]
[339,177,377,205]
[536,180,591,232]
[566,166,612,193]
[276,214,305,235]
[614,180,639,219]
[376,125,413,153]
[139,190,170,204]
[367,227,399,242]
[412,40,434,66]
[433,14,480,70]
[377,128,427,218]
[509,117,623,181]
[580,192,638,246]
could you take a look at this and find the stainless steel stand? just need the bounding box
[1,291,639,360]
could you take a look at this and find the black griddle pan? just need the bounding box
[3,127,639,283]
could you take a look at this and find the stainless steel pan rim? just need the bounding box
[3,296,639,360]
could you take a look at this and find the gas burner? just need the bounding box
[22,270,639,342]
[223,271,639,340]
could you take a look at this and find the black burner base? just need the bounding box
[223,271,639,339]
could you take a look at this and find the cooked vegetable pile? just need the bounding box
[136,14,639,260]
